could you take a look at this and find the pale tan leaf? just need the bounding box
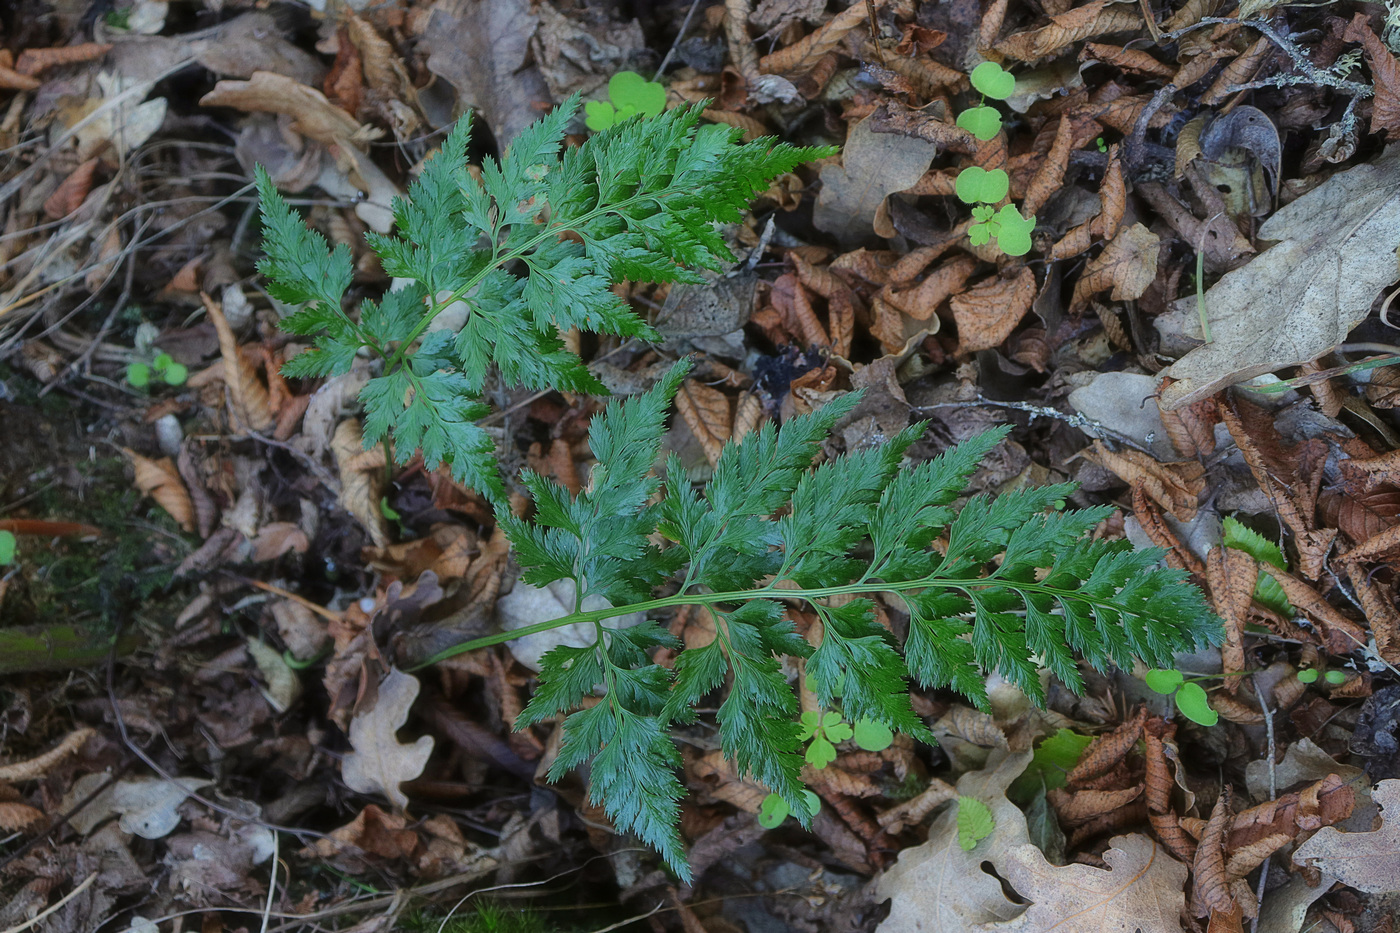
[199,70,375,149]
[0,727,95,782]
[202,291,274,433]
[949,266,1036,354]
[676,379,732,469]
[332,418,389,548]
[0,802,44,831]
[1068,222,1159,314]
[1207,546,1255,689]
[759,0,877,75]
[813,113,939,245]
[1295,779,1400,893]
[1083,442,1205,521]
[342,668,435,810]
[995,1,1144,62]
[123,448,195,532]
[1022,116,1073,217]
[883,255,979,322]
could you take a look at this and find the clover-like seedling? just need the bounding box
[969,61,1016,100]
[1298,667,1349,685]
[128,352,188,388]
[585,71,667,131]
[0,530,16,565]
[798,709,852,768]
[758,789,822,828]
[957,105,1002,142]
[1145,668,1219,726]
[955,166,1009,205]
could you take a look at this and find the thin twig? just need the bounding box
[654,0,705,79]
[912,395,1159,455]
[0,872,98,933]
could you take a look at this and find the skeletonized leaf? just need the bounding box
[342,667,435,810]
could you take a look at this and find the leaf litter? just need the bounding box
[8,0,1400,930]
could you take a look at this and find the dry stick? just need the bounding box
[653,0,705,80]
[0,872,99,933]
[912,396,1159,455]
[1250,672,1277,933]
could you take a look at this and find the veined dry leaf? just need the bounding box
[342,668,435,810]
[1259,565,1368,655]
[950,267,1037,355]
[311,803,421,862]
[1132,484,1206,577]
[883,255,979,322]
[1207,546,1255,689]
[1346,565,1400,664]
[1048,786,1143,825]
[1162,146,1400,409]
[991,835,1189,933]
[759,0,880,75]
[1157,378,1217,458]
[878,776,958,833]
[0,802,44,831]
[1225,832,1292,881]
[995,0,1144,62]
[1344,16,1400,139]
[332,419,390,548]
[1230,774,1354,850]
[0,727,95,782]
[1211,691,1265,724]
[1068,706,1146,784]
[875,750,1034,932]
[200,70,377,149]
[123,449,195,532]
[1084,442,1204,520]
[1022,116,1073,216]
[677,379,732,469]
[1194,791,1234,915]
[1294,779,1400,893]
[202,292,274,433]
[1080,42,1175,78]
[813,113,940,245]
[1068,223,1159,314]
[1338,521,1400,565]
[936,705,1008,748]
[1201,36,1273,107]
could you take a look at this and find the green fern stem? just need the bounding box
[410,574,1177,669]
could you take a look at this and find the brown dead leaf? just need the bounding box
[1022,116,1073,217]
[1084,442,1205,521]
[1081,42,1175,78]
[1229,773,1354,850]
[1294,778,1400,893]
[992,835,1189,933]
[813,113,939,246]
[202,292,274,433]
[676,379,732,469]
[0,727,95,782]
[15,42,112,76]
[1157,378,1217,458]
[1344,16,1400,139]
[200,70,376,150]
[1208,546,1255,689]
[883,255,979,322]
[311,803,421,864]
[0,802,44,831]
[1049,785,1143,825]
[995,0,1145,62]
[1194,790,1234,916]
[1132,484,1207,577]
[124,449,195,532]
[332,419,390,549]
[1069,706,1146,784]
[1068,223,1160,314]
[342,668,434,810]
[1346,565,1400,664]
[949,267,1037,355]
[1259,565,1368,655]
[43,158,99,220]
[759,0,876,75]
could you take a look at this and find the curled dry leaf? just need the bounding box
[1068,706,1146,784]
[202,292,274,434]
[1194,790,1234,916]
[1346,565,1400,665]
[1344,16,1400,139]
[1156,377,1217,458]
[759,0,881,75]
[1022,116,1073,217]
[1259,565,1368,655]
[332,419,390,549]
[1132,483,1207,577]
[14,42,112,76]
[1083,442,1205,521]
[1067,223,1160,315]
[341,668,435,811]
[676,379,732,469]
[0,802,44,831]
[43,158,100,220]
[1207,546,1255,689]
[200,70,375,149]
[123,448,195,533]
[1294,779,1400,893]
[1229,773,1354,850]
[949,267,1037,355]
[0,727,95,782]
[884,255,980,323]
[1048,785,1143,825]
[995,0,1145,62]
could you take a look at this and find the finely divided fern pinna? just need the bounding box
[423,361,1221,879]
[257,98,1222,882]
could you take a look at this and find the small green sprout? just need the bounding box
[584,71,667,131]
[969,62,1016,100]
[952,64,1035,255]
[758,789,822,828]
[968,204,1035,256]
[1296,667,1320,684]
[1221,519,1292,616]
[955,166,1009,205]
[798,709,895,768]
[126,362,151,388]
[956,796,996,850]
[0,530,16,565]
[1326,669,1348,685]
[1145,668,1219,726]
[957,105,1003,142]
[1095,137,1108,153]
[379,497,402,521]
[128,352,188,388]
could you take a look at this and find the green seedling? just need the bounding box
[969,62,1016,99]
[1145,668,1219,726]
[1008,727,1094,802]
[968,203,1036,256]
[127,352,188,388]
[953,62,1035,255]
[955,166,1009,205]
[956,796,996,850]
[0,530,16,565]
[799,709,853,768]
[585,71,667,131]
[758,789,822,828]
[1298,667,1350,685]
[957,106,1004,142]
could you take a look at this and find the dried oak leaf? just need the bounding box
[342,668,435,810]
[123,448,195,532]
[332,419,390,548]
[1294,779,1400,893]
[1161,146,1400,409]
[676,379,732,469]
[813,113,939,246]
[875,750,1034,932]
[991,835,1190,933]
[950,266,1037,354]
[1083,442,1205,521]
[1068,222,1159,315]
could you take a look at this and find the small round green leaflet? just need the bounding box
[162,362,188,385]
[380,496,402,521]
[127,362,151,388]
[853,719,893,752]
[0,530,16,565]
[955,166,1009,205]
[956,106,1002,142]
[969,61,1016,100]
[609,71,666,117]
[1174,681,1218,726]
[1325,670,1348,685]
[1144,668,1185,694]
[758,790,821,827]
[993,204,1035,257]
[1297,668,1320,684]
[956,796,996,851]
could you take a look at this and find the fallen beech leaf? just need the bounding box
[991,834,1189,933]
[814,113,939,246]
[0,727,95,782]
[1207,546,1255,689]
[676,379,732,468]
[0,802,44,831]
[1082,441,1204,520]
[63,772,211,839]
[760,0,879,75]
[1068,222,1159,314]
[1069,706,1147,784]
[949,266,1037,354]
[200,70,375,150]
[123,448,195,532]
[1259,565,1368,655]
[883,255,980,322]
[1021,116,1073,216]
[1344,16,1400,139]
[311,804,420,863]
[875,750,1034,932]
[1161,146,1400,409]
[332,419,390,548]
[202,292,274,433]
[15,42,112,76]
[43,158,100,220]
[1294,779,1400,893]
[995,0,1144,62]
[342,668,435,810]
